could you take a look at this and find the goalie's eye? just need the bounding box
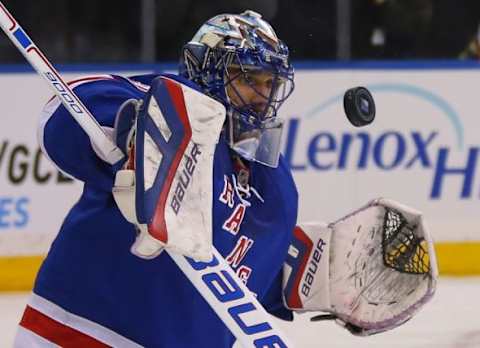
[236,73,251,85]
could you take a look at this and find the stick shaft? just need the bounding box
[171,249,293,347]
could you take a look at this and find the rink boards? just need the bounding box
[0,62,479,290]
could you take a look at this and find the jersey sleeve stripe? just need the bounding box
[19,293,143,348]
[45,75,115,103]
[38,75,118,170]
[14,326,59,348]
[19,305,111,348]
[37,97,71,177]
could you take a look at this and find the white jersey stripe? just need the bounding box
[14,326,60,348]
[37,97,66,176]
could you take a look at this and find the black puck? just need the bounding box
[343,87,376,127]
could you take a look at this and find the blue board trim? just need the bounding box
[1,60,480,73]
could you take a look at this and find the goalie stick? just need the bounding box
[0,2,123,165]
[0,3,293,347]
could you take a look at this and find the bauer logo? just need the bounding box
[170,143,201,215]
[284,83,480,200]
[186,255,288,347]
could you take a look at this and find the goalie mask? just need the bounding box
[179,10,294,168]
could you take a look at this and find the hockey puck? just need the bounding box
[343,87,376,127]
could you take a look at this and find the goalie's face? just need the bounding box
[225,67,275,116]
[223,66,293,167]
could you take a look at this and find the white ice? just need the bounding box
[1,277,479,347]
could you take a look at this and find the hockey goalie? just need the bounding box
[15,8,437,348]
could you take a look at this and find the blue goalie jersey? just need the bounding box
[17,74,298,348]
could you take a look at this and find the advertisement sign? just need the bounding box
[281,69,479,242]
[0,73,82,257]
[0,65,478,282]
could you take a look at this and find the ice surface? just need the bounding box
[1,277,479,347]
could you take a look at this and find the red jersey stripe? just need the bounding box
[19,305,111,348]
